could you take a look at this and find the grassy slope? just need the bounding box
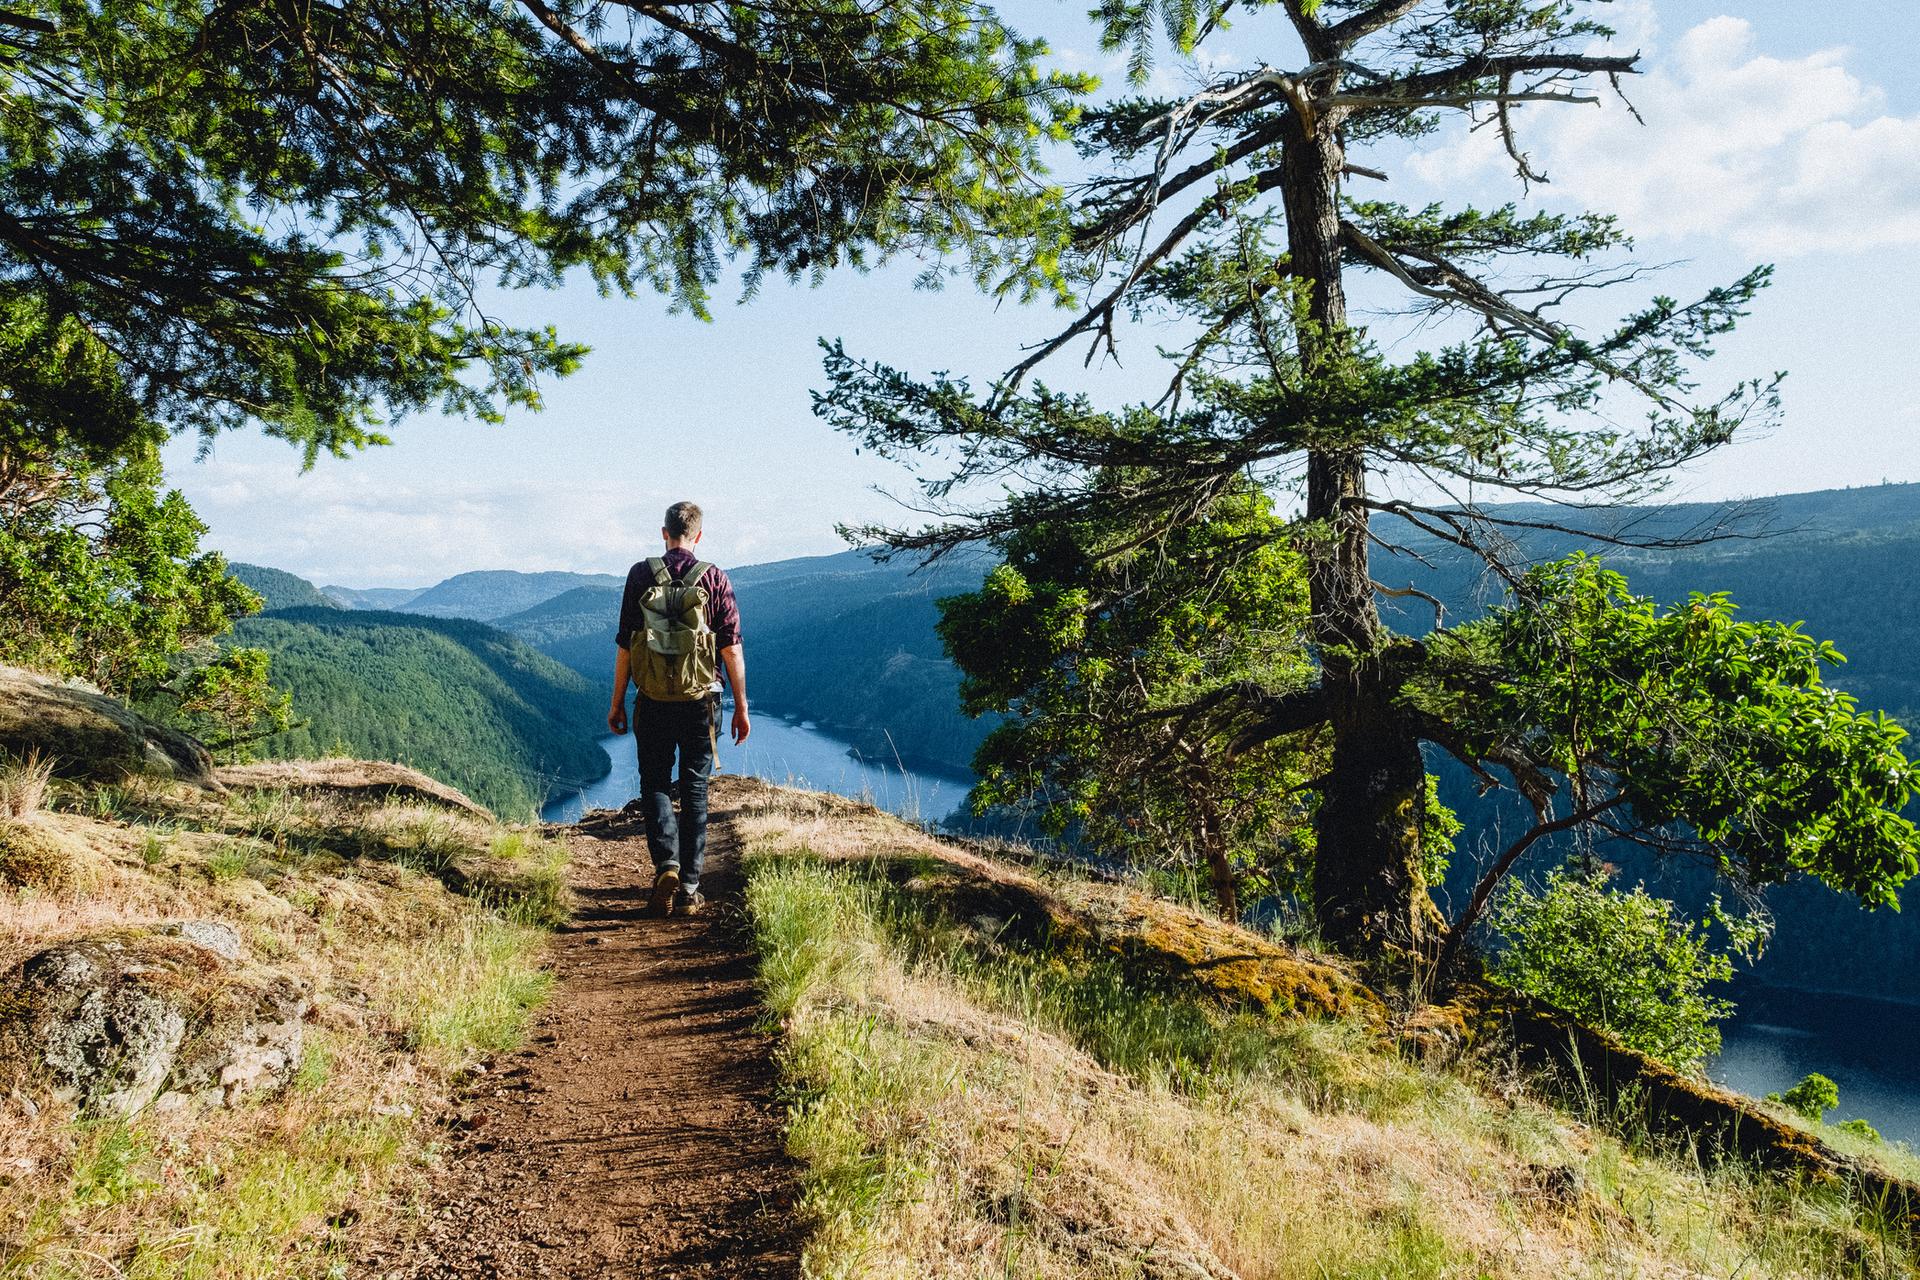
[234,608,608,819]
[737,786,1920,1280]
[0,765,567,1278]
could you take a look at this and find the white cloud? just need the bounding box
[1406,16,1920,255]
[173,458,680,586]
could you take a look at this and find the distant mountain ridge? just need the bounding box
[321,584,424,611]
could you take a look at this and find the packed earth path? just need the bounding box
[355,777,802,1279]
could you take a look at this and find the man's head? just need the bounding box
[662,500,704,547]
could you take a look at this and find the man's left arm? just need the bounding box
[710,567,748,744]
[721,644,749,744]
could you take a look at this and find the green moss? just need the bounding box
[0,819,78,891]
[1123,900,1375,1022]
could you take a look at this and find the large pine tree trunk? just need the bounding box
[1282,116,1436,957]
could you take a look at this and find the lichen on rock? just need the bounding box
[1,931,307,1117]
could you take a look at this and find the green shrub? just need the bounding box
[1489,867,1753,1071]
[139,831,171,866]
[1772,1073,1840,1123]
[1836,1117,1882,1143]
[205,840,254,882]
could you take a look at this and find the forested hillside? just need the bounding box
[232,606,609,817]
[730,550,992,770]
[494,585,622,682]
[230,563,341,612]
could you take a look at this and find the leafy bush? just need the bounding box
[0,428,290,756]
[1837,1117,1883,1143]
[1,432,250,688]
[1489,867,1757,1070]
[1772,1073,1840,1123]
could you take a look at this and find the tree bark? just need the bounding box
[1282,110,1437,958]
[1195,794,1241,922]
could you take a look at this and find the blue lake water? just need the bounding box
[540,713,972,827]
[544,715,1920,1147]
[1712,983,1920,1146]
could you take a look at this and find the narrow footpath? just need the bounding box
[357,779,801,1279]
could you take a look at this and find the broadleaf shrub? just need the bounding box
[1488,867,1753,1071]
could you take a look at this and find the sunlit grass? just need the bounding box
[742,791,1920,1280]
[0,773,571,1279]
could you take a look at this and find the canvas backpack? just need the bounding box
[632,557,719,701]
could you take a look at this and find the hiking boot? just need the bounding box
[669,889,705,918]
[648,866,681,917]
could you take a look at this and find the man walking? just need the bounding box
[608,501,750,917]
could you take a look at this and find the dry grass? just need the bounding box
[0,752,51,822]
[0,768,568,1278]
[740,783,1918,1280]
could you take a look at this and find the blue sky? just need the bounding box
[163,1,1920,587]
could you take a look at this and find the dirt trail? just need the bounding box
[357,778,800,1279]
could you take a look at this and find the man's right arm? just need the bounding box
[721,643,748,744]
[608,643,632,734]
[610,566,637,734]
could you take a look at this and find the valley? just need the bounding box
[231,483,1920,1139]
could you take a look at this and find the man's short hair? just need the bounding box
[664,501,704,540]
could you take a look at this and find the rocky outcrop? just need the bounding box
[1,928,307,1117]
[217,759,490,818]
[0,664,216,787]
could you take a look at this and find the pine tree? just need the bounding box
[0,0,1088,460]
[819,1,1917,960]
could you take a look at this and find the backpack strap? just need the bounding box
[647,557,671,587]
[678,560,714,590]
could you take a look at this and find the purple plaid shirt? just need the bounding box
[615,548,742,650]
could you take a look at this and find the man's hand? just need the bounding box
[731,704,751,745]
[608,700,629,735]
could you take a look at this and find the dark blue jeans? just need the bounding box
[634,694,720,892]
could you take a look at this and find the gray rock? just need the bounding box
[3,934,308,1117]
[162,920,244,961]
[164,972,307,1108]
[11,940,189,1117]
[0,663,218,788]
